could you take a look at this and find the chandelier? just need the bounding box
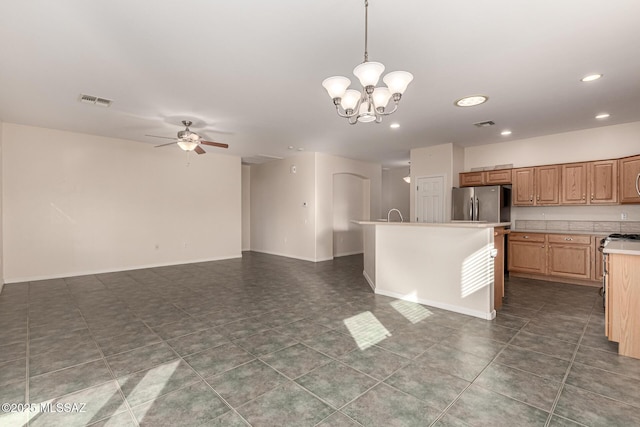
[322,0,413,125]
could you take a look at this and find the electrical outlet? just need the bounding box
[621,212,628,220]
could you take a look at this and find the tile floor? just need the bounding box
[1,252,639,427]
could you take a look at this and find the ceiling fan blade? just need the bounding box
[194,146,206,155]
[154,141,177,148]
[200,140,229,149]
[146,134,176,140]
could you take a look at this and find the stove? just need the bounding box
[605,233,640,241]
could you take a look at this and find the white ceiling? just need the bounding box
[1,0,639,167]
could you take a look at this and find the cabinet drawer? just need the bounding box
[547,234,591,245]
[510,233,545,243]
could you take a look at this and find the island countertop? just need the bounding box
[352,220,511,228]
[603,240,640,256]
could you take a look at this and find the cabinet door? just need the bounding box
[619,155,640,204]
[536,165,560,205]
[561,163,588,205]
[485,169,512,185]
[512,168,535,206]
[460,172,485,187]
[548,244,591,279]
[592,236,606,281]
[590,160,618,204]
[508,240,547,274]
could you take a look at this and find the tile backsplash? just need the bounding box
[515,220,640,234]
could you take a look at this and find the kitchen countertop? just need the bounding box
[353,220,511,228]
[512,229,609,236]
[603,240,640,256]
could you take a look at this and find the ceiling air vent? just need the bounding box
[78,94,113,107]
[473,120,495,128]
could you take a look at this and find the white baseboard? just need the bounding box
[374,288,496,320]
[4,254,243,284]
[363,270,375,291]
[333,251,364,257]
[249,249,333,263]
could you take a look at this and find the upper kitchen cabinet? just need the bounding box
[459,169,512,187]
[590,160,618,204]
[459,171,485,187]
[513,166,560,206]
[561,163,588,204]
[561,160,618,205]
[512,168,535,205]
[485,169,512,185]
[620,155,640,204]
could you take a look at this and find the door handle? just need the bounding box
[469,197,473,220]
[474,198,479,220]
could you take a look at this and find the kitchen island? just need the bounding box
[353,221,510,320]
[603,240,640,359]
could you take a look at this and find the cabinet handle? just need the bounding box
[565,237,573,241]
[530,195,533,202]
[636,173,640,196]
[541,245,545,248]
[591,194,594,200]
[524,236,529,239]
[536,195,540,201]
[582,194,585,200]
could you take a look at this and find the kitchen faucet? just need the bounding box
[387,208,404,223]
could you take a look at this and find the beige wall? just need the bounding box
[410,143,464,222]
[381,167,410,221]
[2,123,242,283]
[333,173,366,257]
[249,152,317,260]
[249,152,381,262]
[241,164,251,251]
[315,153,381,261]
[464,121,640,222]
[464,121,640,169]
[0,121,3,292]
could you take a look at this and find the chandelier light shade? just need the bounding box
[322,0,413,125]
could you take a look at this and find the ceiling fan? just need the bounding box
[146,120,228,155]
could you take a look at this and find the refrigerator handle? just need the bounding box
[474,197,479,221]
[469,197,474,220]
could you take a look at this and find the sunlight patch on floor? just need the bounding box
[122,360,180,423]
[390,298,433,324]
[343,311,392,350]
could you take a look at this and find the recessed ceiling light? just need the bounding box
[501,130,512,136]
[581,74,603,82]
[390,123,400,129]
[455,95,488,107]
[595,113,610,119]
[288,146,294,150]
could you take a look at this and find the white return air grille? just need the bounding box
[78,94,113,107]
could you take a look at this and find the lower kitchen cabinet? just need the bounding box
[547,234,592,280]
[509,232,600,284]
[508,233,547,274]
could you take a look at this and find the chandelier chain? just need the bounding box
[364,0,369,62]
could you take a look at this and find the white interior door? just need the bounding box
[416,175,445,223]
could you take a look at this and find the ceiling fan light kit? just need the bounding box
[150,120,229,155]
[322,0,413,125]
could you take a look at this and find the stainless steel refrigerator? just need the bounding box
[451,185,511,222]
